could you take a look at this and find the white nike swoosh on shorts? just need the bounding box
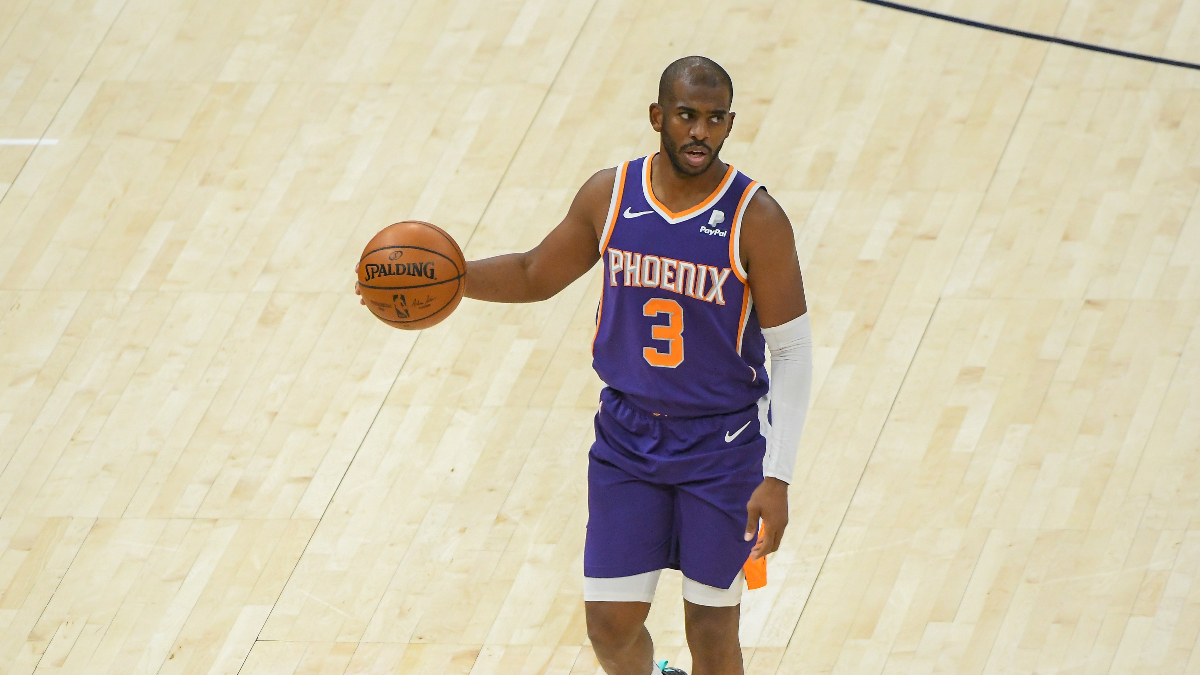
[725,420,752,443]
[623,207,653,218]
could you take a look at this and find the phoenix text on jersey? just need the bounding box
[606,247,732,305]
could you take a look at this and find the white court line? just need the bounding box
[0,138,59,146]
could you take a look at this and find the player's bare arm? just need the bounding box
[354,170,613,307]
[463,168,615,303]
[739,189,809,560]
[740,191,807,328]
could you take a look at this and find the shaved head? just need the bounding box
[658,56,733,107]
[650,56,736,177]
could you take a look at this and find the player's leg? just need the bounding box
[674,417,762,675]
[683,601,742,675]
[681,574,744,675]
[585,426,674,675]
[676,496,752,675]
[585,597,654,675]
[583,476,669,675]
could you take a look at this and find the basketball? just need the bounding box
[357,221,466,329]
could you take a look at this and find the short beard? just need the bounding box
[661,132,724,177]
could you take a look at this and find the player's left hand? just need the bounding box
[745,477,788,560]
[353,265,365,305]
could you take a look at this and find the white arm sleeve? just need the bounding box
[760,313,813,484]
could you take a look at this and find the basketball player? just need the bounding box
[368,57,813,675]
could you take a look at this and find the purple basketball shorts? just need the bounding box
[584,387,766,590]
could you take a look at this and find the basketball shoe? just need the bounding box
[657,660,687,675]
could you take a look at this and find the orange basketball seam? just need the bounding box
[372,297,459,324]
[357,274,465,290]
[395,220,466,274]
[359,244,461,262]
[366,281,463,322]
[423,223,466,273]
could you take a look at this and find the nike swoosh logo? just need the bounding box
[624,207,653,218]
[725,420,752,443]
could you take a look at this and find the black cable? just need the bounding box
[860,0,1200,71]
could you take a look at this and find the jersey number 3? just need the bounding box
[643,298,684,368]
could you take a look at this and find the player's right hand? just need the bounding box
[745,477,789,559]
[354,266,365,305]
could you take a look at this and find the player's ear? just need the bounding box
[649,102,663,132]
[727,110,736,134]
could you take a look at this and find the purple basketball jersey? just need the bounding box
[592,154,768,417]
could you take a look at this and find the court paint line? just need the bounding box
[0,138,59,145]
[859,0,1200,71]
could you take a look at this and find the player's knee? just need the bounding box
[585,603,646,651]
[684,602,740,657]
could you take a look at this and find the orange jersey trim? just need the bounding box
[728,181,759,284]
[598,162,628,253]
[644,154,736,221]
[736,292,752,354]
[592,163,629,355]
[732,181,760,355]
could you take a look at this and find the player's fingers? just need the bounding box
[769,518,785,547]
[744,505,760,541]
[754,527,773,559]
[767,529,783,555]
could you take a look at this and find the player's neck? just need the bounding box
[650,152,728,213]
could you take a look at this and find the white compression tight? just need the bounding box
[583,570,745,607]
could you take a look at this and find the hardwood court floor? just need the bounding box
[2,0,1199,673]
